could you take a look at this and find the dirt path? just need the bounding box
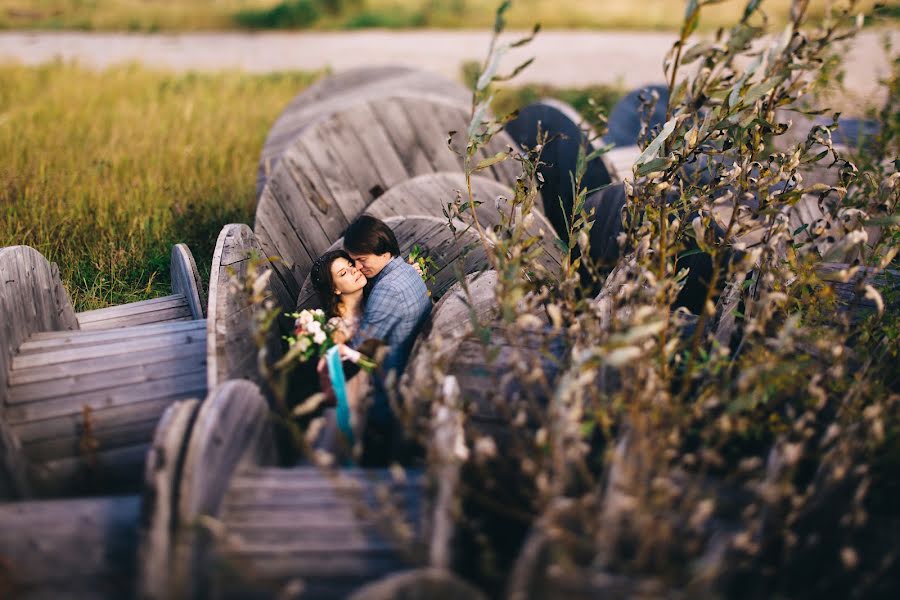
[1,30,895,112]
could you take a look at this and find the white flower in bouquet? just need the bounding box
[296,310,314,327]
[312,330,327,345]
[307,319,323,335]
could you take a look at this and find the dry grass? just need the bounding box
[0,63,319,310]
[0,0,890,31]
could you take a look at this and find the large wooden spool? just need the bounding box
[505,98,614,238]
[206,223,293,389]
[258,66,471,197]
[137,378,428,599]
[254,94,524,302]
[1,245,207,498]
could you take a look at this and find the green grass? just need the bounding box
[0,0,891,31]
[0,63,320,310]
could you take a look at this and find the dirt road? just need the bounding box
[1,30,895,112]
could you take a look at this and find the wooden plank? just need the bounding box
[0,419,31,500]
[170,243,206,319]
[138,398,200,600]
[76,294,188,323]
[0,495,139,586]
[10,336,206,386]
[78,307,193,331]
[5,369,207,424]
[11,322,206,370]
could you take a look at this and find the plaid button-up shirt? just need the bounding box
[352,256,432,421]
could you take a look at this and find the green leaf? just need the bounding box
[494,0,511,33]
[743,78,780,105]
[634,117,677,167]
[682,0,700,38]
[636,156,671,176]
[473,150,510,171]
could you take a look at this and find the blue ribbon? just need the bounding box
[325,345,355,447]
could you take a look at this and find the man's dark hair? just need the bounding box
[343,215,400,257]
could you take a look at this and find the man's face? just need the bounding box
[347,251,392,279]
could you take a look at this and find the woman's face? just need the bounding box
[330,257,366,296]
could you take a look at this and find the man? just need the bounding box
[343,215,432,454]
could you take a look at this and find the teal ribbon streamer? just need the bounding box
[325,345,355,447]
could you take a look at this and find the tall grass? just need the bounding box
[0,0,890,31]
[0,63,319,310]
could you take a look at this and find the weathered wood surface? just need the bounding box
[348,568,488,600]
[1,246,78,499]
[0,495,140,599]
[254,94,523,302]
[210,467,425,599]
[206,223,292,389]
[171,379,276,598]
[295,215,487,310]
[76,244,204,331]
[402,271,498,403]
[138,398,200,600]
[365,172,561,268]
[4,319,207,497]
[258,66,471,196]
[170,243,205,320]
[504,98,614,238]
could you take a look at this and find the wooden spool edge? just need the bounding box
[138,397,201,600]
[170,243,205,320]
[171,379,276,598]
[1,245,78,499]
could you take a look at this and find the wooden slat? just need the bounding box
[78,307,193,331]
[76,294,188,323]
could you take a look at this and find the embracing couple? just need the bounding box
[310,215,431,461]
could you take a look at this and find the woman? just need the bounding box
[309,249,366,344]
[309,249,371,458]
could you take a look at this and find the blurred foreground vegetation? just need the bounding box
[0,61,620,310]
[0,0,893,31]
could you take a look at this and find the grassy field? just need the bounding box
[0,63,320,310]
[0,0,892,31]
[0,62,619,310]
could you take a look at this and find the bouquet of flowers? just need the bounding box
[281,309,375,370]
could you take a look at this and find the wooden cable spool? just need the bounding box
[1,245,207,498]
[504,98,614,238]
[139,379,427,599]
[254,94,524,303]
[258,66,471,197]
[206,223,293,389]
